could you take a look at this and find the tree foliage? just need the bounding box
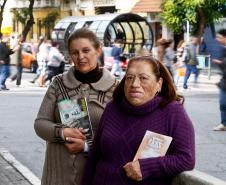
[41,11,59,39]
[12,0,34,41]
[12,8,30,25]
[41,11,59,28]
[161,0,226,37]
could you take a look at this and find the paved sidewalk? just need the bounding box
[0,149,40,185]
[176,72,221,94]
[0,154,31,185]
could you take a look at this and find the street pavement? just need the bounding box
[0,68,224,184]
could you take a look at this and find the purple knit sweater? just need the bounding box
[82,96,195,185]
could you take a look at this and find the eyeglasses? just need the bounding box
[125,74,153,84]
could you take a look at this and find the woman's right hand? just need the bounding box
[63,128,86,154]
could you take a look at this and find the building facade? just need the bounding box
[10,0,74,41]
[8,0,151,42]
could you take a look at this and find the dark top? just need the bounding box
[0,42,14,65]
[218,46,226,91]
[111,45,122,61]
[82,96,195,185]
[74,65,103,83]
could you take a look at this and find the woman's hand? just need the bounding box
[123,160,142,181]
[63,127,86,139]
[63,128,86,154]
[64,137,85,154]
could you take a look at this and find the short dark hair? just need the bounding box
[218,29,226,37]
[113,55,184,108]
[67,28,100,52]
[51,41,59,47]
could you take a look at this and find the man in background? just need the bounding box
[110,39,123,79]
[213,29,226,131]
[183,36,199,89]
[0,35,16,90]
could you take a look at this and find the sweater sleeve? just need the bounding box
[34,79,64,142]
[81,104,109,185]
[139,104,195,179]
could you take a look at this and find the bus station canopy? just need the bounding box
[52,13,153,54]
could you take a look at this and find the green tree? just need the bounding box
[0,0,8,38]
[161,0,226,38]
[42,11,59,39]
[12,0,34,41]
[12,8,30,26]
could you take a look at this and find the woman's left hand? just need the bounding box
[64,137,85,154]
[123,160,142,181]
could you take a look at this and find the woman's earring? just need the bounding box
[155,91,159,96]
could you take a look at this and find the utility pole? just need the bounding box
[186,20,190,43]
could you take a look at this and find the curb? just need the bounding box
[0,148,41,185]
[172,170,226,185]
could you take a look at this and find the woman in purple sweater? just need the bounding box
[81,55,195,185]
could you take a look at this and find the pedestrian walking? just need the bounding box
[81,55,195,185]
[0,35,16,90]
[30,36,50,86]
[157,38,176,82]
[111,39,123,79]
[163,39,176,80]
[34,28,118,185]
[213,29,226,131]
[10,35,25,86]
[174,40,186,85]
[45,41,65,83]
[183,36,199,89]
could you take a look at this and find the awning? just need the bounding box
[131,0,163,13]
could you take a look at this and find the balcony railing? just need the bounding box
[93,0,115,7]
[10,0,60,8]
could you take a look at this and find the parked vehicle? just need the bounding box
[22,43,38,73]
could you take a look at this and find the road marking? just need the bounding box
[0,148,41,185]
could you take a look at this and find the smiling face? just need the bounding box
[124,61,163,106]
[69,38,101,73]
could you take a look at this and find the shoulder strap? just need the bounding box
[55,75,70,100]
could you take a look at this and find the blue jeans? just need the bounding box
[219,88,226,126]
[111,60,123,79]
[183,64,199,87]
[0,64,10,88]
[11,65,23,85]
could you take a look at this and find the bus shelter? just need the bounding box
[51,13,153,59]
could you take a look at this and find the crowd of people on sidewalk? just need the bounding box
[0,35,19,90]
[29,36,65,86]
[0,34,66,90]
[156,36,200,90]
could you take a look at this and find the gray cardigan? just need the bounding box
[34,66,118,185]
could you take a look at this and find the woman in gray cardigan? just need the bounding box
[34,28,118,185]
